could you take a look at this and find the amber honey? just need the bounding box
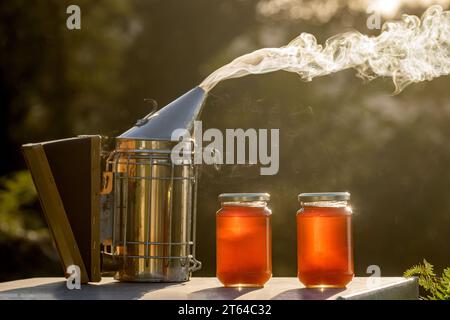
[297,192,354,288]
[216,193,272,287]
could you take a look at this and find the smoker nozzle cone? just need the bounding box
[119,86,207,141]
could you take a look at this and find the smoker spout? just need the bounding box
[119,87,207,141]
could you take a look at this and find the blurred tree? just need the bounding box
[0,0,133,280]
[112,0,260,133]
[0,171,60,281]
[0,0,133,175]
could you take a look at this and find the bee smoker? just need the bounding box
[23,87,207,283]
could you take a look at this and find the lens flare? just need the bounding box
[369,0,401,17]
[200,5,450,94]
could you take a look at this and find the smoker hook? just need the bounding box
[135,98,159,127]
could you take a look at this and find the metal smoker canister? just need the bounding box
[104,87,207,282]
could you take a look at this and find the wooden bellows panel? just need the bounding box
[22,136,101,283]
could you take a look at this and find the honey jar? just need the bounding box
[297,192,354,288]
[216,193,272,287]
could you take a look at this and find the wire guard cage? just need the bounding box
[104,139,201,282]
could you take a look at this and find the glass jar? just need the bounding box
[297,192,354,288]
[216,193,272,287]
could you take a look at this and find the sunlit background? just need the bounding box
[0,0,449,281]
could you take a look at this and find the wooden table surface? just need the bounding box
[0,277,418,300]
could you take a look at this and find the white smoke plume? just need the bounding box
[200,5,450,93]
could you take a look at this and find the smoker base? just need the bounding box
[0,277,418,300]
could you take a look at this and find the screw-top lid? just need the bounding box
[298,192,350,202]
[218,193,270,202]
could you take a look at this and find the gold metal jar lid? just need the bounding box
[298,192,350,202]
[218,193,270,202]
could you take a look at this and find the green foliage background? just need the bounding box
[0,0,449,281]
